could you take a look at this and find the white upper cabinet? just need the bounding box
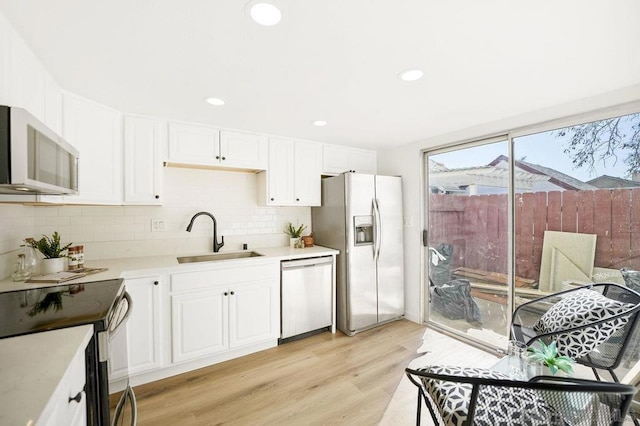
[124,115,165,205]
[322,144,377,175]
[258,137,321,206]
[219,130,268,170]
[168,122,219,165]
[168,123,267,171]
[61,93,123,204]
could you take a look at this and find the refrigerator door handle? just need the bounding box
[373,198,382,262]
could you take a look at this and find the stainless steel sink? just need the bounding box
[177,251,263,264]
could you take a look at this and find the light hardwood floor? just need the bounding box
[130,320,428,425]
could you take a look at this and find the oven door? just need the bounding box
[100,291,137,426]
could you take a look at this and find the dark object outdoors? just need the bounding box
[405,365,635,426]
[429,243,453,286]
[511,283,640,382]
[622,268,640,293]
[431,279,482,325]
[429,243,482,324]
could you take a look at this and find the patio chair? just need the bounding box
[405,365,636,426]
[510,282,640,382]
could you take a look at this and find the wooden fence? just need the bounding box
[428,188,640,282]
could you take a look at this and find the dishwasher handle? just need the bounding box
[281,256,333,270]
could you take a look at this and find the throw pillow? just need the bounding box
[419,365,562,426]
[532,289,633,359]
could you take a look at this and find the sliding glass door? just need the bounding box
[425,137,511,348]
[423,109,640,357]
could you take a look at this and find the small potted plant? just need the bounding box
[527,341,575,376]
[285,222,307,248]
[27,232,72,274]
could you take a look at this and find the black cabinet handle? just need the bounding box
[224,292,228,296]
[270,198,274,201]
[153,281,159,286]
[230,291,235,295]
[216,155,220,159]
[221,156,226,160]
[296,198,300,202]
[155,195,159,199]
[69,391,82,404]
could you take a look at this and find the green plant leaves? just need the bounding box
[284,222,307,238]
[28,232,72,259]
[526,340,575,375]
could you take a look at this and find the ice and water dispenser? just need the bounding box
[353,215,374,246]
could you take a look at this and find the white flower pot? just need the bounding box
[40,257,65,275]
[289,237,299,248]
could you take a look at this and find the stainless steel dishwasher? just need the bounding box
[280,256,333,342]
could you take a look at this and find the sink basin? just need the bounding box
[177,251,263,264]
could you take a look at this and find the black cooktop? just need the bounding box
[0,278,124,339]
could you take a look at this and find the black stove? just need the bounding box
[0,279,124,339]
[0,278,128,425]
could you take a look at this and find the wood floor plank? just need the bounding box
[131,320,426,425]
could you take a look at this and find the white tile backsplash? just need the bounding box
[0,167,311,277]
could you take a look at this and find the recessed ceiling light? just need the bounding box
[399,69,424,82]
[313,120,328,127]
[248,2,282,26]
[204,97,225,106]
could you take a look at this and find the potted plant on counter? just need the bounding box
[285,222,307,248]
[27,232,72,274]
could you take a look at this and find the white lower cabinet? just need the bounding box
[171,286,229,362]
[109,275,163,380]
[170,262,279,364]
[43,334,88,426]
[109,262,279,388]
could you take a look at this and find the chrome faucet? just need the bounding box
[186,212,225,253]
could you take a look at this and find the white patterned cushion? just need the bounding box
[533,289,633,359]
[418,366,562,426]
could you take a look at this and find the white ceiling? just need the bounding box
[1,0,639,150]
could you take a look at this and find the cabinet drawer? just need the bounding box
[171,263,278,292]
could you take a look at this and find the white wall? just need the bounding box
[0,168,310,278]
[378,85,640,324]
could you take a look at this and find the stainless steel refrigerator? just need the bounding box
[311,173,404,336]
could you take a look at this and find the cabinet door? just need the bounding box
[229,280,278,348]
[126,276,163,375]
[351,148,377,174]
[109,276,163,379]
[293,140,321,206]
[322,144,377,175]
[171,288,228,363]
[219,130,268,170]
[265,137,294,205]
[168,122,220,165]
[322,144,352,175]
[124,116,164,204]
[62,93,123,204]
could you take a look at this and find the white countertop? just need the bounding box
[0,325,93,426]
[0,245,339,293]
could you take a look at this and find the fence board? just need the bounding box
[594,190,613,268]
[463,195,487,271]
[516,192,535,279]
[496,193,509,274]
[577,190,595,235]
[547,191,562,231]
[485,194,506,273]
[611,189,632,268]
[531,191,548,281]
[561,190,578,233]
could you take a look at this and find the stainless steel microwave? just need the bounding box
[0,105,78,195]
